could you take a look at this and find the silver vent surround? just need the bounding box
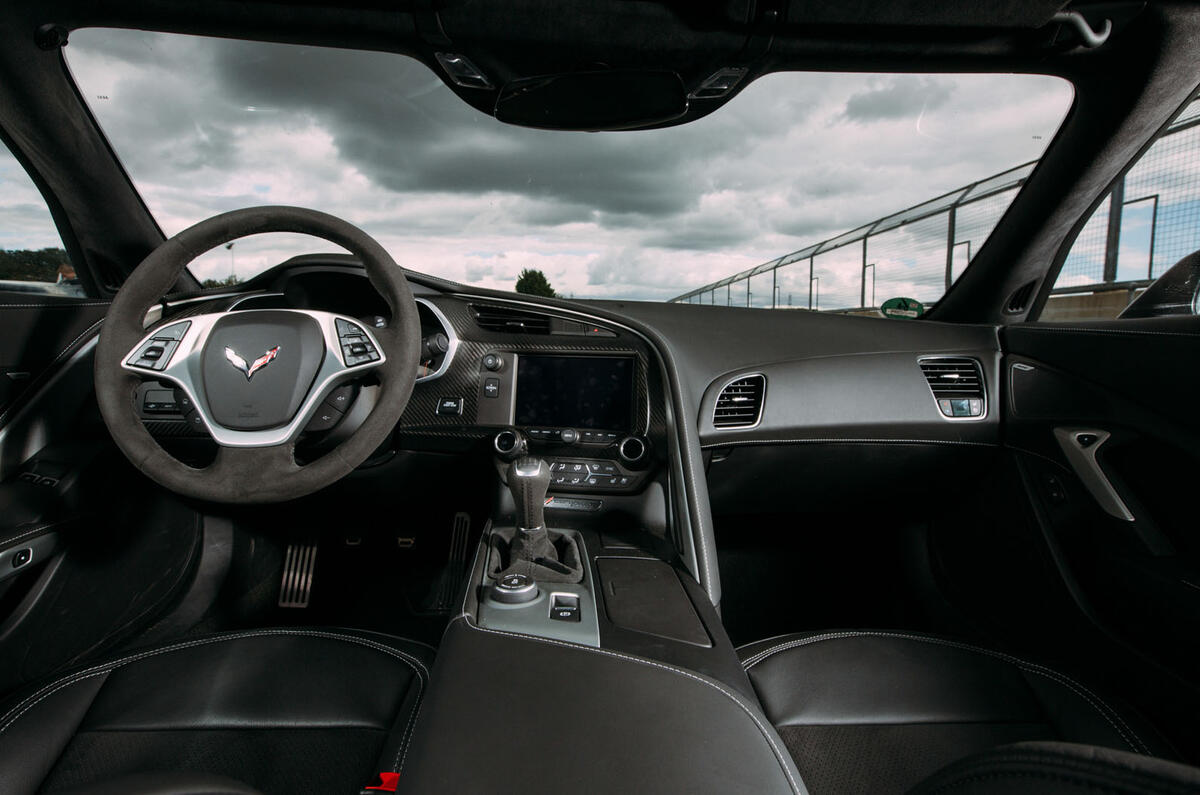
[918,356,987,422]
[712,373,766,429]
[415,297,459,383]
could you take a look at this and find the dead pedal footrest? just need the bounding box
[425,512,471,614]
[278,543,318,608]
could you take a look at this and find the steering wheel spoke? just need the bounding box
[121,309,387,447]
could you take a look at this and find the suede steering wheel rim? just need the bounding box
[94,206,420,503]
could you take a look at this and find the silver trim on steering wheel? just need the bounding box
[120,308,387,447]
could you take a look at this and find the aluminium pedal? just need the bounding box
[278,543,318,608]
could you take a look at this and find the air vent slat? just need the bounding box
[919,357,985,418]
[470,304,552,334]
[713,374,765,429]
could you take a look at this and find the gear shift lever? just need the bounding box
[506,456,557,566]
[508,456,550,531]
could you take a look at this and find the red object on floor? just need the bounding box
[364,772,400,792]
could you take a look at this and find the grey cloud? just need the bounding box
[642,208,762,250]
[509,200,595,227]
[62,30,1071,301]
[205,41,740,217]
[843,76,954,122]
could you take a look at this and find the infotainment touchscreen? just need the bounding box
[514,355,634,431]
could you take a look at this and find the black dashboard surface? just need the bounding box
[582,300,1002,447]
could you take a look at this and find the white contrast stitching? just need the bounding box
[455,615,804,794]
[0,302,110,308]
[47,318,104,369]
[1015,326,1200,339]
[0,522,64,550]
[740,631,1148,755]
[394,688,425,774]
[0,317,104,427]
[0,629,429,744]
[702,438,997,450]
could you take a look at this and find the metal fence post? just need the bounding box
[808,256,814,309]
[1103,175,1125,283]
[860,238,868,308]
[945,204,957,291]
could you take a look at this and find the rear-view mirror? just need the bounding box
[494,70,688,131]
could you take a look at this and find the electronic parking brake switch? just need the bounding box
[550,593,581,622]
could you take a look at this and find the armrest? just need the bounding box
[398,617,805,794]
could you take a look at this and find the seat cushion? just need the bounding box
[739,631,1170,795]
[910,741,1200,795]
[0,628,433,795]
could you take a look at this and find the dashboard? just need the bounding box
[136,260,666,498]
[134,254,1004,517]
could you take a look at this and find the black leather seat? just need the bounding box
[738,631,1174,795]
[0,628,433,795]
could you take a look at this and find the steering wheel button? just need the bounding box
[305,405,343,433]
[324,385,355,410]
[150,321,191,341]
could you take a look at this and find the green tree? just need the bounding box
[201,274,242,289]
[515,268,556,297]
[0,247,70,283]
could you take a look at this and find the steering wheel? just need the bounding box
[94,206,420,503]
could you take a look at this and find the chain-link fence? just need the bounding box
[670,99,1200,312]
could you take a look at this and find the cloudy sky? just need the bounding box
[11,29,1073,301]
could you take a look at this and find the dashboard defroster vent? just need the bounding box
[470,304,552,335]
[919,357,986,419]
[713,374,765,429]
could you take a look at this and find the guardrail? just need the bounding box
[671,100,1200,312]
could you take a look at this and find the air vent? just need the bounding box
[1005,279,1038,313]
[470,305,552,335]
[713,374,766,428]
[919,357,985,419]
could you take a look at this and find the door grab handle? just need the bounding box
[1052,428,1134,521]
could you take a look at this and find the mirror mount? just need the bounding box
[1119,249,1200,318]
[494,69,688,131]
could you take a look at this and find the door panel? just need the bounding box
[0,294,108,429]
[1002,318,1200,685]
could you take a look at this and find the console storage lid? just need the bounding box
[397,616,805,794]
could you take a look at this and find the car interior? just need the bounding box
[1,1,1200,793]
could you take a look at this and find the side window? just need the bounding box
[1042,99,1200,322]
[0,144,84,297]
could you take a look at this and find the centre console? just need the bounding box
[397,495,803,794]
[393,307,801,793]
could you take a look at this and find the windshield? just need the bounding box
[65,30,1071,308]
